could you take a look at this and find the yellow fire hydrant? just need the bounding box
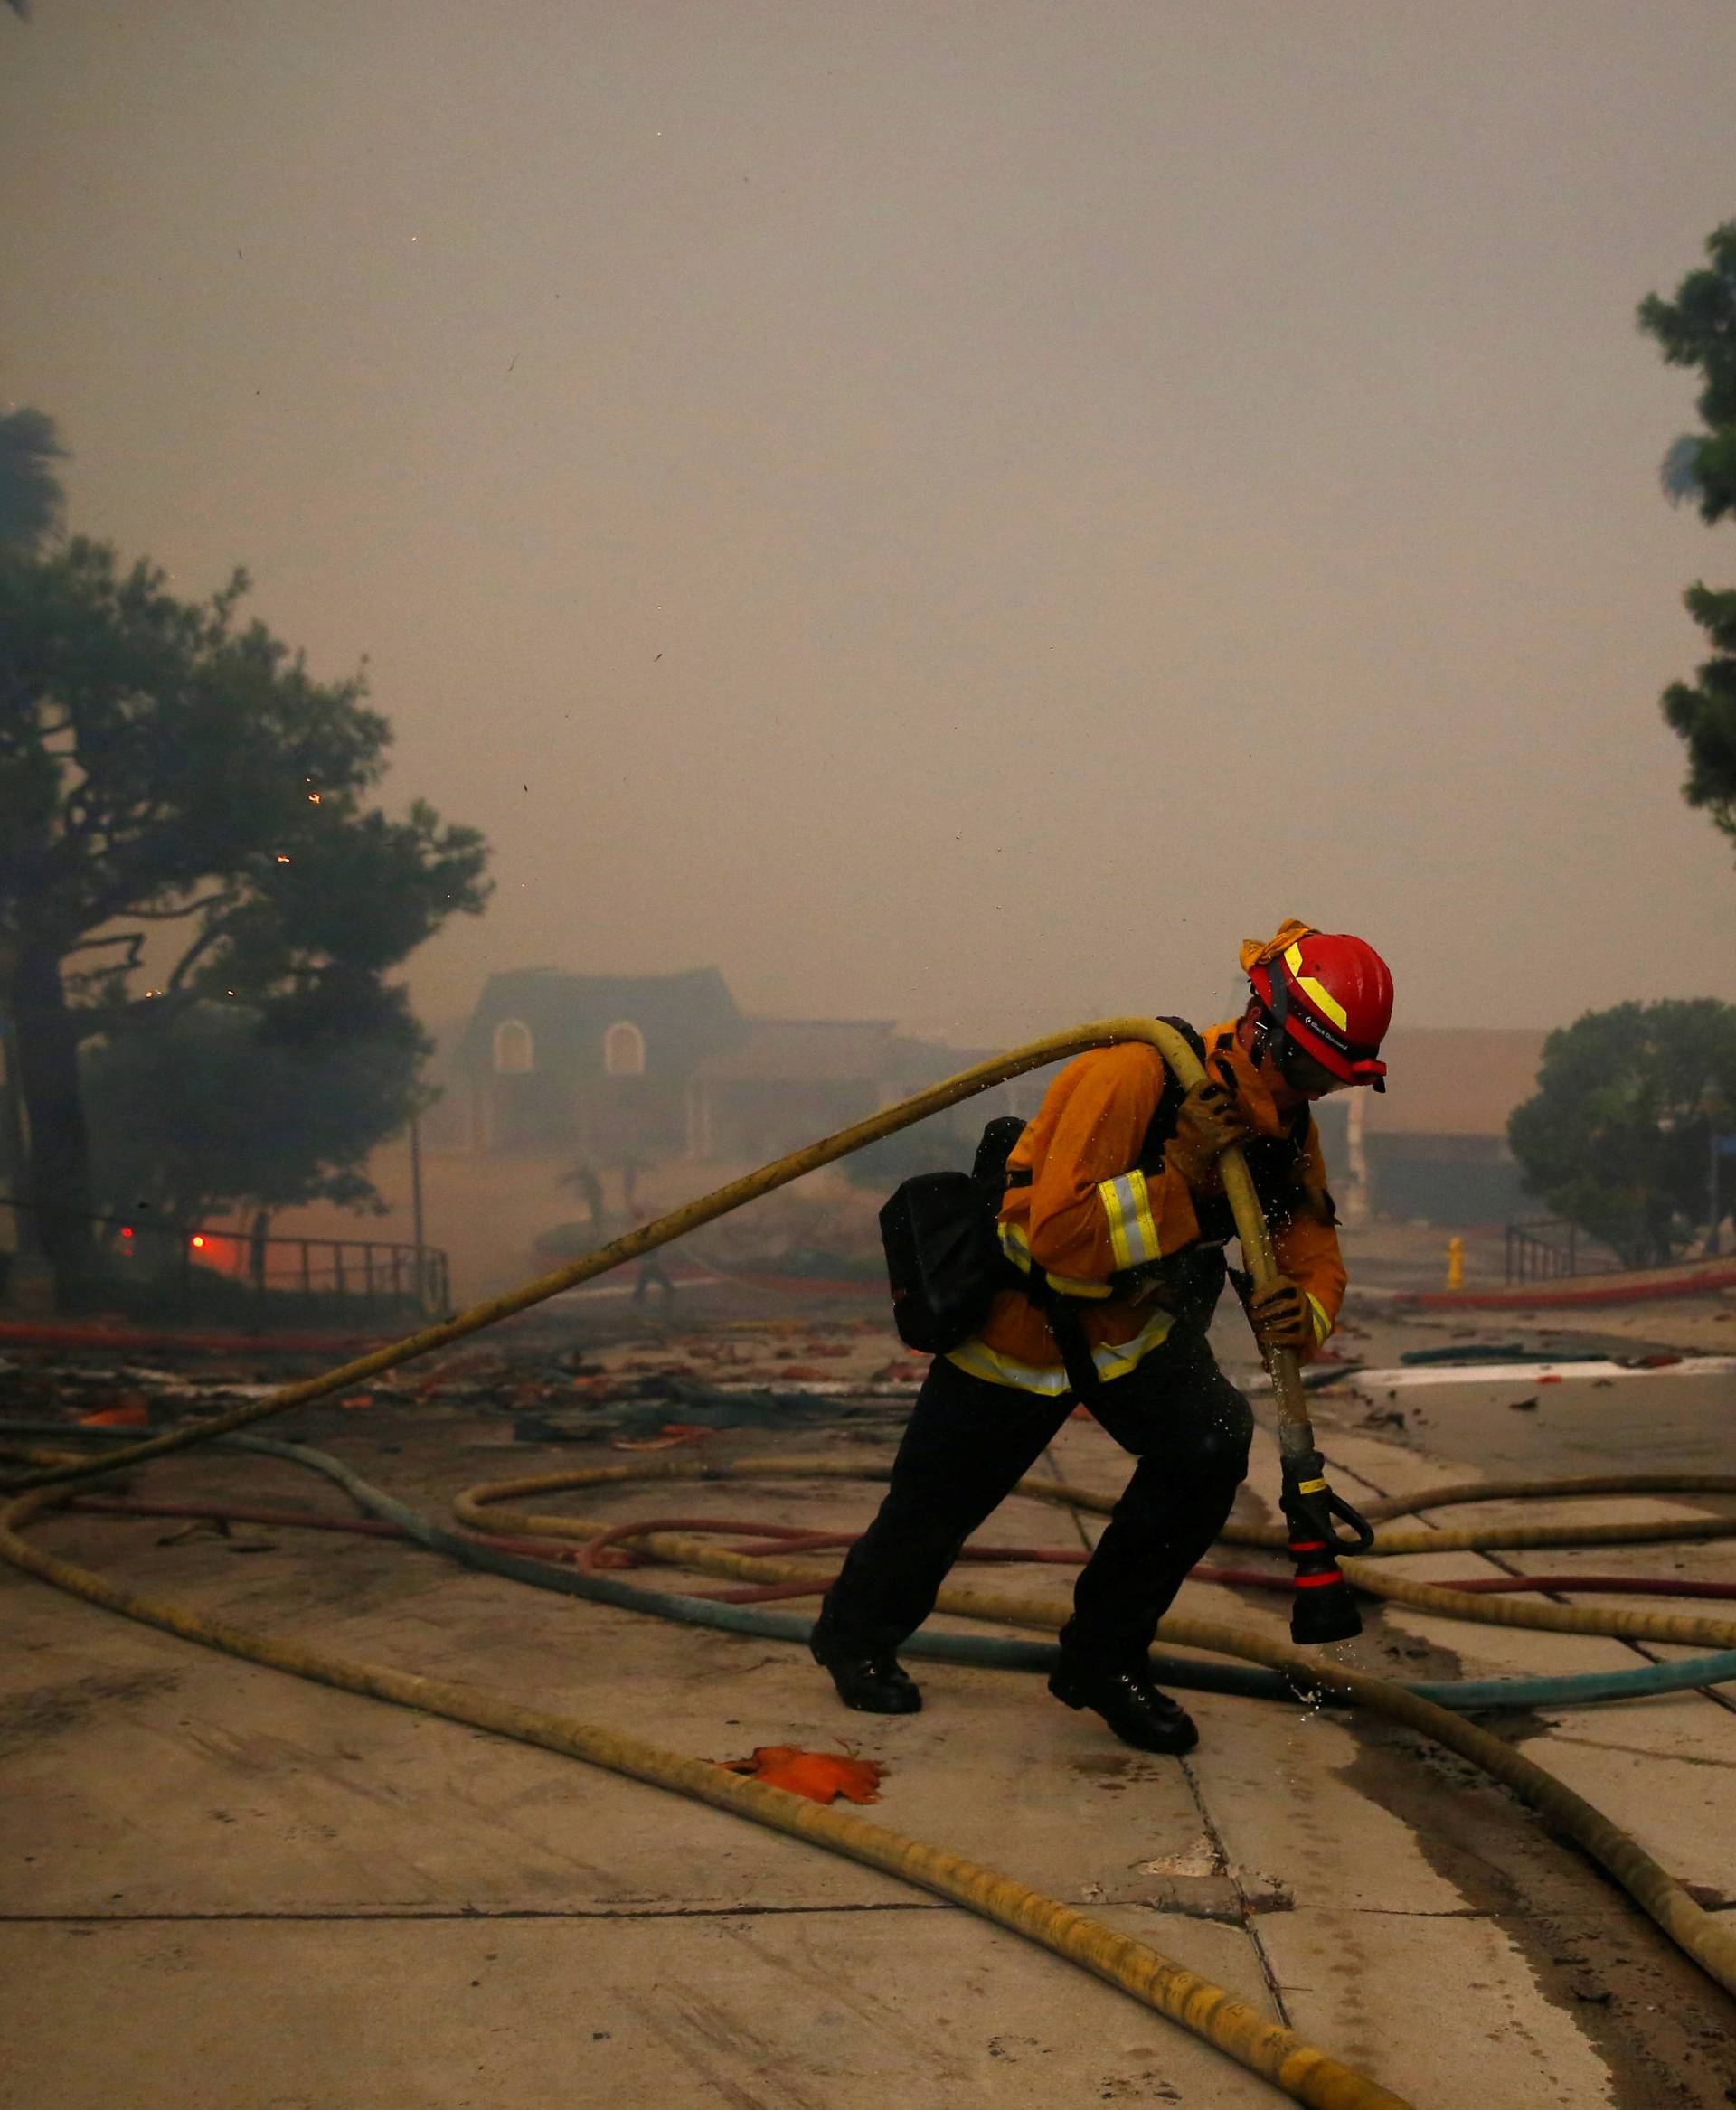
[1446,1235,1465,1291]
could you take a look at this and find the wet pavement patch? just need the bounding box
[0,1670,182,1757]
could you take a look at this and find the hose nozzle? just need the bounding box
[1281,1450,1375,1647]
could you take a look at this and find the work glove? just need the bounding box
[1165,1060,1252,1191]
[1247,1275,1313,1354]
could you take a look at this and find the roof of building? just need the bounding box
[455,969,1550,1137]
[693,1020,952,1084]
[456,967,745,1079]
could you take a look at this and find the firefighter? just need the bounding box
[811,920,1394,1755]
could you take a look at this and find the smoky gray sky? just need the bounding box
[5,1,1735,1042]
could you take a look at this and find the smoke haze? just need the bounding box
[5,1,1734,1041]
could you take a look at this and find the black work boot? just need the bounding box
[809,1608,921,1716]
[1048,1656,1198,1756]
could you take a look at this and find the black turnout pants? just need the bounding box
[821,1327,1254,1673]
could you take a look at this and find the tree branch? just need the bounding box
[124,890,239,924]
[63,930,146,966]
[165,914,238,994]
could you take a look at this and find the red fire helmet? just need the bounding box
[1247,929,1394,1090]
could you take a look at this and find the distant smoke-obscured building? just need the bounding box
[1316,1027,1546,1226]
[454,967,741,1157]
[451,967,969,1163]
[450,975,1546,1222]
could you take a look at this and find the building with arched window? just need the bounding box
[602,1021,646,1077]
[492,1019,534,1075]
[453,966,967,1163]
[456,968,745,1154]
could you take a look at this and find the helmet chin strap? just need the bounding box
[1245,1002,1284,1079]
[1265,955,1293,1037]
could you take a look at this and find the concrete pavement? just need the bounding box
[3,1293,1733,2107]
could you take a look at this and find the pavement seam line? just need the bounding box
[1042,1377,1308,2036]
[1176,1749,1296,2030]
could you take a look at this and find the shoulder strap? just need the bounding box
[973,1115,1028,1192]
[1136,1016,1208,1171]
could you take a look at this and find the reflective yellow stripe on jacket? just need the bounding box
[998,1220,1113,1300]
[1099,1170,1162,1270]
[947,1302,1176,1394]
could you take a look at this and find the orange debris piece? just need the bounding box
[611,1422,713,1452]
[78,1399,149,1427]
[720,1746,885,1804]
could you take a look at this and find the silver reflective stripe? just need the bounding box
[945,1337,1071,1393]
[945,1305,1176,1394]
[1045,1270,1113,1300]
[1091,1305,1176,1379]
[1005,1212,1107,1295]
[1099,1171,1161,1269]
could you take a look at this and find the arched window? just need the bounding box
[603,1020,646,1077]
[493,1018,534,1075]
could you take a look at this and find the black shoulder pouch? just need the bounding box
[878,1116,1026,1354]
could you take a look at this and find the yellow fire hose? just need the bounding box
[1,1469,1409,2110]
[451,1457,1736,1657]
[4,1018,1733,2104]
[451,1455,1736,2001]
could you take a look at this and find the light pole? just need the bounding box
[1712,1126,1736,1259]
[1706,1090,1732,1260]
[0,1011,23,1210]
[409,1109,428,1309]
[0,1004,52,1309]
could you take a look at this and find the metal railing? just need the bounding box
[0,1197,448,1325]
[1503,1219,1613,1285]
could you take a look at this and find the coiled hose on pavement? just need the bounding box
[447,1457,1736,1984]
[11,1421,1736,1714]
[10,1427,1736,2106]
[5,1017,1736,2105]
[2,1438,1413,2110]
